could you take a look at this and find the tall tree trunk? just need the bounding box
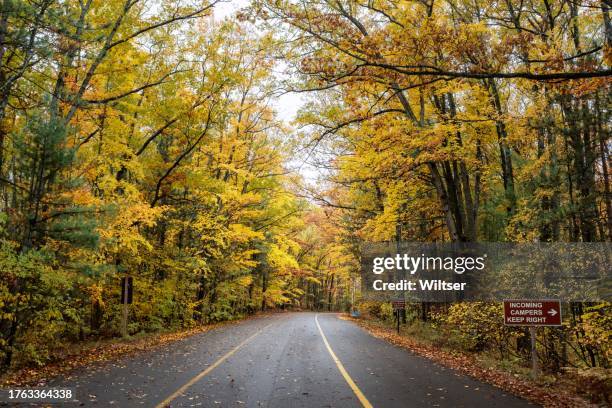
[327,274,334,311]
[595,93,612,240]
[486,79,516,215]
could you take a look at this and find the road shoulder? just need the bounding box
[342,315,595,408]
[0,312,278,388]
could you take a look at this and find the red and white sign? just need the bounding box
[503,300,562,326]
[391,300,406,310]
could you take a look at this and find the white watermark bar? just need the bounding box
[0,388,76,403]
[360,242,611,302]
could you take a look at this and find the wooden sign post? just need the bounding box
[120,276,133,337]
[391,299,406,334]
[503,299,562,377]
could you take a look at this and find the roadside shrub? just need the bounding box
[379,302,394,321]
[0,242,77,368]
[357,300,384,319]
[356,300,397,322]
[564,367,612,405]
[573,302,611,367]
[442,302,518,357]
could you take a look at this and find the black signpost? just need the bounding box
[120,276,133,337]
[121,277,133,305]
[391,300,405,334]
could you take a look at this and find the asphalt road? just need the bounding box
[42,312,534,407]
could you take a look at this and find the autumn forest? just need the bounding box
[0,0,610,399]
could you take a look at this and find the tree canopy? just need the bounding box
[0,0,609,376]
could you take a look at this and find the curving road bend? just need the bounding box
[43,312,534,407]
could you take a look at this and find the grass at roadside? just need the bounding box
[342,314,604,408]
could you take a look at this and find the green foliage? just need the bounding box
[440,302,519,357]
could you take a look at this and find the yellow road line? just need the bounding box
[155,322,273,408]
[315,314,374,408]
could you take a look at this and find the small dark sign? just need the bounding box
[391,300,406,310]
[121,276,133,304]
[503,299,561,326]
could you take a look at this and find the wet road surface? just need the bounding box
[43,312,534,407]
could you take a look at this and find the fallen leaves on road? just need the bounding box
[0,314,272,388]
[342,315,595,408]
